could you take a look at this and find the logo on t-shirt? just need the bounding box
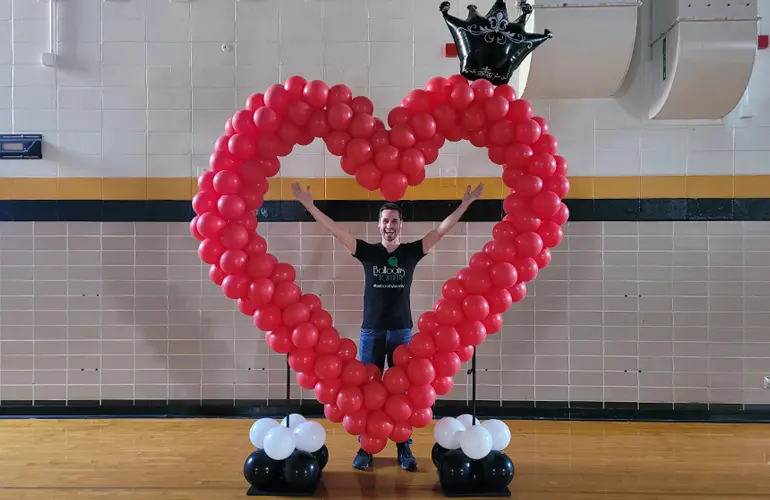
[372,256,406,288]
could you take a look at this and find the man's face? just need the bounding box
[378,209,402,242]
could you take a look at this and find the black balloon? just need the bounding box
[432,442,450,468]
[439,0,552,85]
[243,450,283,490]
[475,451,515,490]
[312,445,329,471]
[437,449,474,491]
[283,450,321,492]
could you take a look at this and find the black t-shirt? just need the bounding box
[353,238,426,330]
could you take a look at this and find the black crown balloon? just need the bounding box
[439,0,552,85]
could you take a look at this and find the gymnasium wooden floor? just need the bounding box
[0,418,768,499]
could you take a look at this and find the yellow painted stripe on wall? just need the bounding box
[3,176,770,201]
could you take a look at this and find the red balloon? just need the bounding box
[461,294,491,322]
[494,84,516,101]
[410,113,437,140]
[253,304,282,331]
[390,422,413,443]
[484,95,510,121]
[271,281,301,308]
[324,404,345,423]
[198,238,225,265]
[418,311,441,333]
[380,171,409,202]
[485,287,513,315]
[297,372,318,390]
[456,345,475,363]
[316,328,341,354]
[433,351,462,379]
[434,299,464,326]
[282,302,311,327]
[360,434,387,454]
[409,407,433,428]
[532,191,561,218]
[337,338,357,361]
[336,385,364,414]
[393,344,412,367]
[515,257,539,283]
[221,274,249,299]
[458,268,492,295]
[247,254,277,279]
[249,278,275,307]
[355,162,382,191]
[407,383,437,409]
[303,80,329,109]
[265,326,293,354]
[538,221,564,247]
[366,410,394,440]
[442,278,467,301]
[508,99,533,121]
[433,325,461,353]
[314,378,342,405]
[209,265,226,285]
[343,408,369,435]
[384,394,413,422]
[508,282,527,303]
[457,320,487,347]
[310,309,333,330]
[534,248,552,269]
[288,348,316,373]
[470,252,495,269]
[515,232,544,258]
[432,376,454,395]
[489,262,518,289]
[292,322,319,349]
[365,364,383,383]
[382,366,410,394]
[245,93,264,110]
[196,212,226,239]
[237,298,257,316]
[314,354,343,380]
[363,381,389,410]
[483,313,504,334]
[341,359,367,386]
[544,175,570,199]
[408,332,437,358]
[406,358,435,385]
[220,249,248,275]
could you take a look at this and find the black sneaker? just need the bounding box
[396,442,418,471]
[352,448,373,471]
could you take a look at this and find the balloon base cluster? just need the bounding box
[244,447,327,497]
[431,415,514,497]
[433,446,514,497]
[245,414,328,496]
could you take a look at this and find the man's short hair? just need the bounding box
[378,202,402,220]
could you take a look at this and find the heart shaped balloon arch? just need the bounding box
[190,73,569,455]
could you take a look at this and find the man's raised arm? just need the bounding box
[291,181,357,254]
[422,183,484,253]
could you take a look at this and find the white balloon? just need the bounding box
[434,417,465,450]
[294,421,326,453]
[263,425,297,461]
[249,418,279,449]
[456,414,481,429]
[280,413,307,430]
[482,419,511,451]
[459,424,493,460]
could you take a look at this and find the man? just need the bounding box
[291,181,484,471]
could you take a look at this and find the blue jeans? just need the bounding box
[358,328,413,446]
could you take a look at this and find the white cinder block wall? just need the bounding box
[0,0,769,408]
